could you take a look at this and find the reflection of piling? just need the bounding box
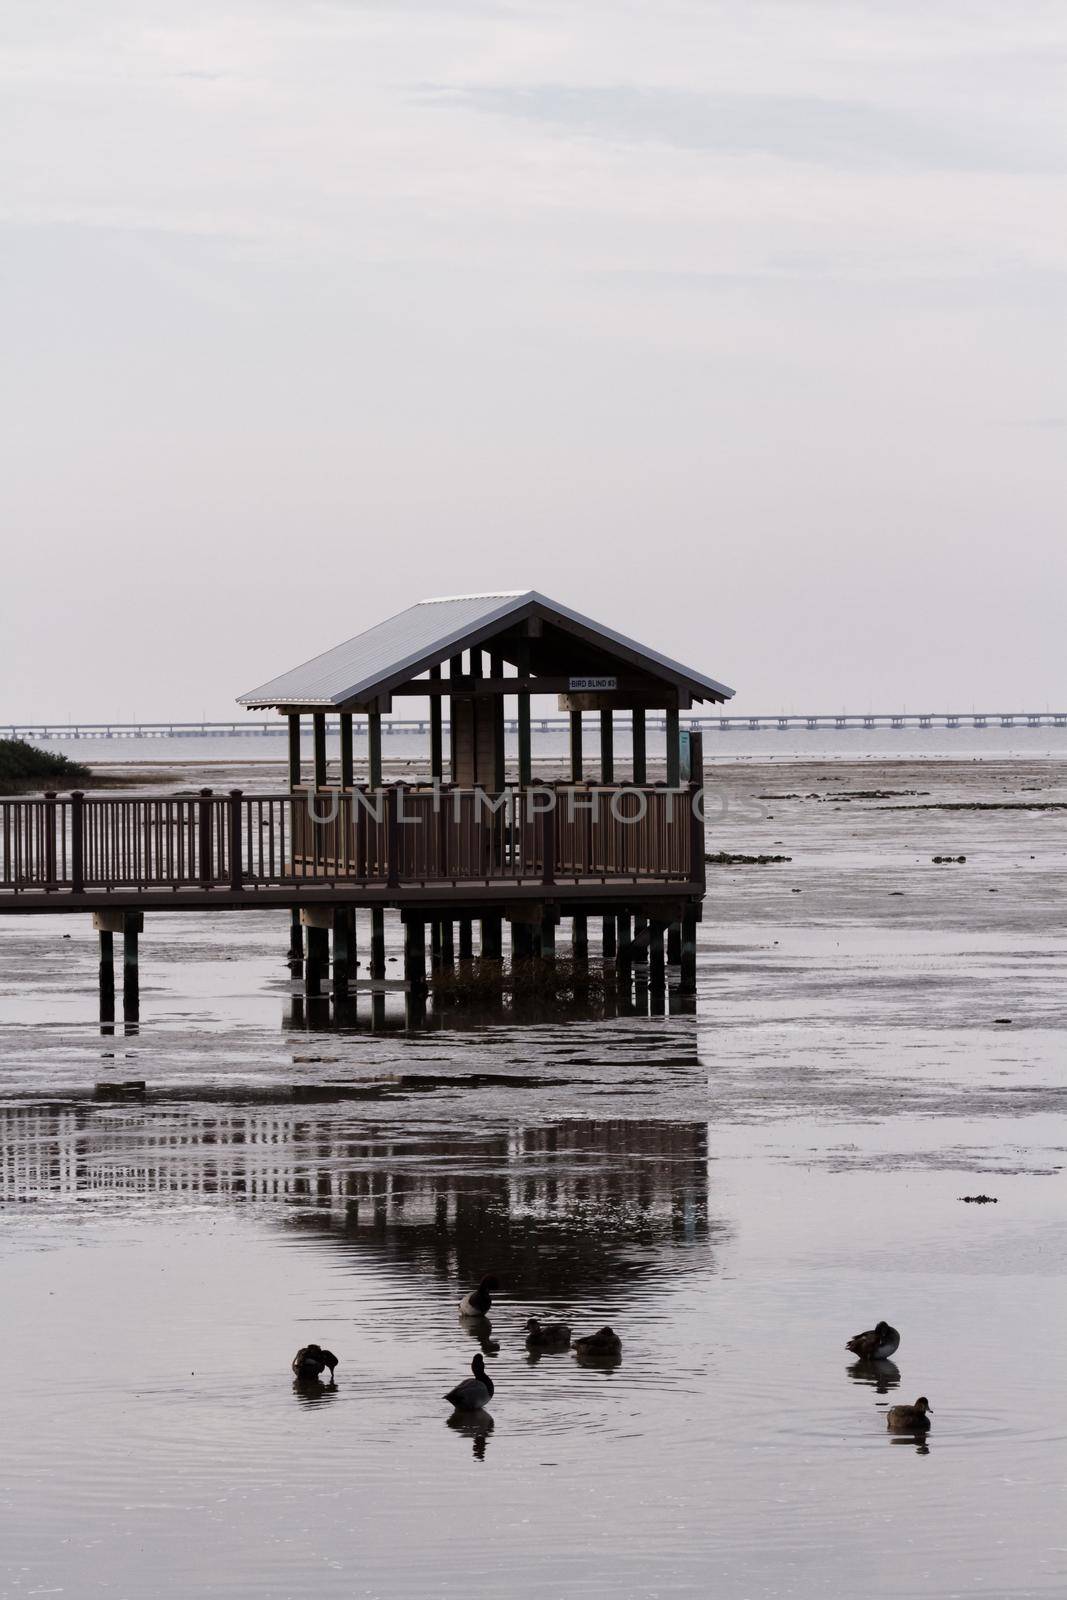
[679,908,697,995]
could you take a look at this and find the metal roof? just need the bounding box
[237,590,734,709]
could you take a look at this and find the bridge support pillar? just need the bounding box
[458,916,473,962]
[123,913,142,1026]
[667,919,682,975]
[571,913,588,964]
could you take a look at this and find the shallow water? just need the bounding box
[1,758,1065,1599]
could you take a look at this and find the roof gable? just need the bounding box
[237,590,733,709]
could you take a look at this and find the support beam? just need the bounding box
[368,712,383,788]
[429,666,443,781]
[517,691,532,786]
[665,707,680,787]
[490,653,506,792]
[287,713,302,792]
[569,710,583,781]
[458,916,474,961]
[340,713,354,789]
[313,712,327,790]
[571,912,588,962]
[600,709,614,783]
[632,708,647,784]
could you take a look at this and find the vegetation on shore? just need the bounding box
[0,738,93,796]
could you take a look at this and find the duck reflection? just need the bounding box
[291,1376,339,1406]
[847,1358,901,1395]
[445,1409,494,1460]
[462,1316,500,1357]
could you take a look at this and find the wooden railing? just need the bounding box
[0,784,704,896]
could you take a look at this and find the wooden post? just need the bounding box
[313,713,327,789]
[649,919,666,992]
[571,913,588,962]
[404,915,427,993]
[511,919,533,961]
[689,730,706,895]
[430,918,443,973]
[98,928,115,1027]
[542,796,555,887]
[70,791,84,895]
[600,709,614,783]
[518,691,532,786]
[386,785,400,888]
[332,905,351,995]
[288,911,304,973]
[287,713,301,791]
[429,666,443,781]
[599,713,616,956]
[122,912,140,1021]
[371,908,385,982]
[228,790,243,891]
[667,920,682,973]
[458,916,473,961]
[569,710,583,780]
[340,713,354,788]
[632,708,646,784]
[616,912,633,986]
[490,653,506,792]
[198,789,213,888]
[665,707,680,787]
[481,913,503,961]
[439,918,454,970]
[541,911,556,960]
[368,712,383,787]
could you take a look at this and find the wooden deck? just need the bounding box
[0,783,705,914]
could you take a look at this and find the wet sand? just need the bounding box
[1,757,1065,1598]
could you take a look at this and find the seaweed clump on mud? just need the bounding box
[0,738,92,796]
[706,850,792,866]
[431,955,611,1013]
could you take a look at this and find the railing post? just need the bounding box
[386,785,400,888]
[541,789,555,887]
[70,791,85,894]
[42,791,57,887]
[228,789,243,891]
[198,788,214,887]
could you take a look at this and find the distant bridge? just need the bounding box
[4,711,1067,740]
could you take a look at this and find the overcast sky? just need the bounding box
[2,0,1064,719]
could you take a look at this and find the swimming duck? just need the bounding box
[525,1318,572,1350]
[846,1320,900,1360]
[886,1396,932,1432]
[459,1274,499,1317]
[444,1353,495,1412]
[291,1344,338,1381]
[573,1326,622,1362]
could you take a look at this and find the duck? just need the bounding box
[291,1344,339,1381]
[846,1320,900,1360]
[444,1353,495,1412]
[525,1318,572,1350]
[459,1274,499,1317]
[573,1326,622,1362]
[886,1396,932,1432]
